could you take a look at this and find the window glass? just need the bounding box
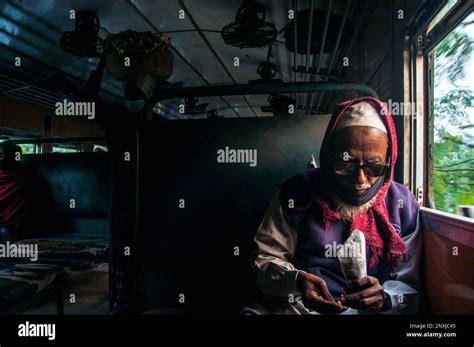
[433,12,474,217]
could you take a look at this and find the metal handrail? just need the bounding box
[7,137,106,145]
[145,80,378,118]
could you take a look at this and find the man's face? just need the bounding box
[331,126,389,193]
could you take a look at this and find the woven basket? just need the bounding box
[107,48,173,81]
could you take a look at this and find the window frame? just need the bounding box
[404,0,474,213]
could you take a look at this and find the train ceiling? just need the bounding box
[0,0,374,118]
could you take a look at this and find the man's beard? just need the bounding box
[329,189,378,221]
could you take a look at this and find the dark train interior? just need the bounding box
[0,0,473,319]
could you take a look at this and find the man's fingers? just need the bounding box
[306,273,334,301]
[315,280,334,301]
[307,291,339,306]
[347,276,379,294]
[316,279,334,301]
[299,273,346,312]
[342,285,382,303]
[304,291,347,312]
[355,276,377,289]
[350,295,384,310]
[362,295,383,307]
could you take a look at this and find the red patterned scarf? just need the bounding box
[0,170,30,230]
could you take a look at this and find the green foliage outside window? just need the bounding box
[433,13,474,215]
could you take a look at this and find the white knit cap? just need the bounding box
[335,101,387,134]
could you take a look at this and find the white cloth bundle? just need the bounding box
[337,230,367,284]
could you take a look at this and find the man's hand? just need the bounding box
[341,276,384,312]
[296,272,347,313]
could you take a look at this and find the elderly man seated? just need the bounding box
[246,96,422,315]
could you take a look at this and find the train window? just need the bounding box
[431,12,474,217]
[427,0,459,34]
[52,145,80,153]
[18,143,35,154]
[93,144,108,152]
